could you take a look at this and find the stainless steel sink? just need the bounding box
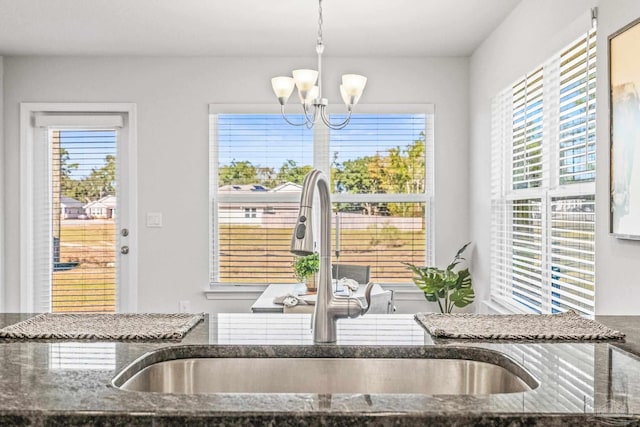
[113,346,538,395]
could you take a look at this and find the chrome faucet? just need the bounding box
[291,169,373,343]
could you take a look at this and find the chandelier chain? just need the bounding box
[317,0,323,45]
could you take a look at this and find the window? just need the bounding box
[490,29,596,316]
[209,105,434,284]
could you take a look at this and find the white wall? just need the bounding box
[593,0,640,314]
[2,56,469,313]
[469,0,640,314]
[0,56,4,311]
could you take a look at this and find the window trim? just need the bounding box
[208,104,435,285]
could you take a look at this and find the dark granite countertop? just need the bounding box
[0,312,639,426]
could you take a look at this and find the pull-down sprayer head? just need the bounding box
[290,170,323,256]
[290,205,314,256]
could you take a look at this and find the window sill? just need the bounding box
[482,297,530,314]
[204,283,269,301]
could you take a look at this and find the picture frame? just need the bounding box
[609,17,640,239]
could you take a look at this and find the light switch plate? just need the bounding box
[146,212,163,228]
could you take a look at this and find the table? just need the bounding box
[250,283,388,313]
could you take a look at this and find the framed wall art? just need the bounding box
[609,17,640,239]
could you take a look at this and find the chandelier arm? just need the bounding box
[303,103,318,125]
[320,107,352,130]
[280,105,310,127]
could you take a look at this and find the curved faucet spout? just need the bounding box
[290,169,371,343]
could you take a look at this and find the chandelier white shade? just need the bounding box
[271,0,367,130]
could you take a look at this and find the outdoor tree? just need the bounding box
[333,155,384,215]
[380,135,425,216]
[59,148,81,199]
[60,154,116,202]
[332,134,426,216]
[274,160,312,186]
[219,160,259,185]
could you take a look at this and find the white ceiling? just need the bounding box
[0,0,521,57]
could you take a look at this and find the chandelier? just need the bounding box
[270,0,367,130]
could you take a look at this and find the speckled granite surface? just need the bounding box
[0,313,639,426]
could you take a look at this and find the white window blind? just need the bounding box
[491,28,596,316]
[209,107,433,284]
[211,114,313,283]
[330,113,432,282]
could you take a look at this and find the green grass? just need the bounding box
[54,221,116,312]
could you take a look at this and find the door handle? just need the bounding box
[120,246,130,255]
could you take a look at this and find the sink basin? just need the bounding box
[113,346,538,395]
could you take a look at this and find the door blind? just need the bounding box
[49,129,118,312]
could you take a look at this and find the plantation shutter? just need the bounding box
[29,114,122,313]
[549,195,595,313]
[490,26,596,316]
[511,68,544,190]
[558,30,597,184]
[548,28,597,315]
[510,198,545,312]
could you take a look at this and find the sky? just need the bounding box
[59,130,117,180]
[217,113,426,170]
[57,114,427,181]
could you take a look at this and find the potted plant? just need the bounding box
[292,253,320,292]
[403,242,474,313]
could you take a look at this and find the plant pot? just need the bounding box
[305,274,317,293]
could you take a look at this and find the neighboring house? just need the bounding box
[218,184,269,193]
[218,182,301,225]
[84,195,117,219]
[270,182,302,193]
[60,196,85,219]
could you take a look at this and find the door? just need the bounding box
[21,104,137,313]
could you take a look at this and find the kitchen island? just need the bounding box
[0,313,639,426]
